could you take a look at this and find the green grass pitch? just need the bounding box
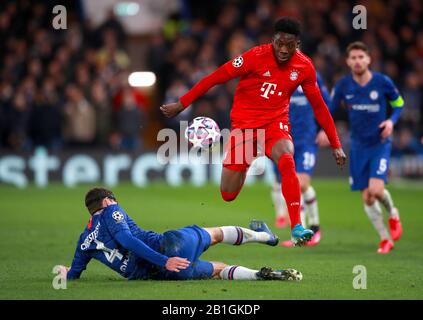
[0,179,422,300]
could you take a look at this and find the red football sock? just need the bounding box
[277,154,302,229]
[220,190,240,202]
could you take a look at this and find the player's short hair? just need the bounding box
[85,187,117,215]
[346,41,369,56]
[274,17,301,37]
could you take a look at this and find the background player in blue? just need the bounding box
[328,42,404,254]
[57,187,303,281]
[271,73,330,247]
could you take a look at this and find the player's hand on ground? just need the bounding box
[160,101,184,118]
[57,265,69,276]
[165,257,190,272]
[332,147,347,168]
[379,119,393,139]
[316,129,330,147]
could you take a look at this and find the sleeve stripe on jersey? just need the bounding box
[389,96,404,108]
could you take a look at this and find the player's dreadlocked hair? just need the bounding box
[274,17,301,37]
[85,187,117,215]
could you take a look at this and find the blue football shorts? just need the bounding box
[156,225,213,280]
[349,141,391,191]
[273,143,318,183]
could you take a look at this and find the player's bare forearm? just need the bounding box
[160,101,184,118]
[332,147,347,168]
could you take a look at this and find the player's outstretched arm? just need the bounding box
[160,50,254,119]
[56,265,69,278]
[104,207,190,272]
[66,243,92,280]
[332,147,347,167]
[160,101,184,118]
[302,66,346,167]
[160,65,235,119]
[303,88,346,167]
[114,229,190,271]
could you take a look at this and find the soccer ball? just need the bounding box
[287,269,303,281]
[185,116,221,149]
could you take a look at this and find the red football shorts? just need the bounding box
[222,121,292,172]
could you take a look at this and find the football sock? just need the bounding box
[379,189,399,219]
[277,154,301,229]
[220,226,271,245]
[300,197,307,228]
[303,186,319,226]
[219,265,258,280]
[364,201,391,240]
[271,182,288,218]
[220,190,240,202]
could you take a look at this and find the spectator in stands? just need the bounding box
[91,80,112,147]
[116,89,144,151]
[63,84,96,147]
[0,0,422,156]
[29,83,62,150]
[7,91,31,151]
[392,128,423,157]
[401,72,422,134]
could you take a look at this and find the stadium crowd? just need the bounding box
[0,0,147,151]
[0,0,422,157]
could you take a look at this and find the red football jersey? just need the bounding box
[180,43,341,148]
[223,44,319,129]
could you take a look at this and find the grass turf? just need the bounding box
[0,179,422,300]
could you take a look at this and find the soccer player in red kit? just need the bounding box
[161,17,347,246]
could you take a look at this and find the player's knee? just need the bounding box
[220,190,239,202]
[211,262,227,278]
[368,186,383,199]
[363,197,374,206]
[300,180,309,193]
[273,148,293,164]
[204,227,223,245]
[298,174,310,192]
[271,141,294,163]
[362,191,374,206]
[211,228,224,244]
[215,228,224,243]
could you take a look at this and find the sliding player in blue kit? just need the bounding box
[57,187,303,281]
[327,42,404,254]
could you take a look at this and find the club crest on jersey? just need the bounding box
[290,70,299,81]
[112,211,124,222]
[370,90,379,100]
[232,56,243,68]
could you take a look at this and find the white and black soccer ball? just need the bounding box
[287,269,303,281]
[185,117,221,149]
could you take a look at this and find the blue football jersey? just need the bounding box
[289,73,331,147]
[331,72,403,147]
[67,204,163,280]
